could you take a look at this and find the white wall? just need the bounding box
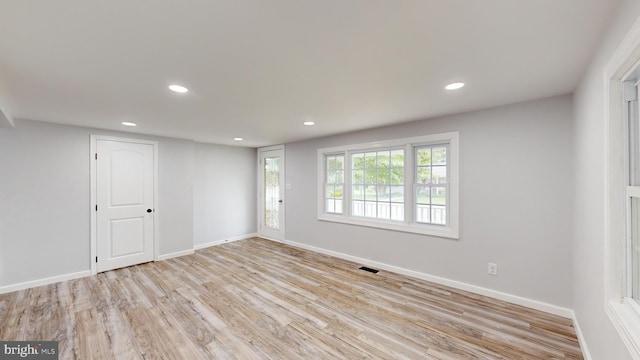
[193,142,256,246]
[0,119,198,287]
[285,94,574,308]
[0,82,14,127]
[0,120,91,285]
[157,138,195,256]
[573,0,640,359]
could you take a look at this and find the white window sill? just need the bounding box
[318,213,459,239]
[608,299,640,359]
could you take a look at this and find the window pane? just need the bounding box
[334,185,343,199]
[353,170,364,184]
[327,157,336,171]
[335,156,344,170]
[417,167,431,184]
[327,171,336,183]
[352,153,365,169]
[352,200,364,216]
[432,187,446,206]
[416,204,430,223]
[390,186,404,202]
[391,168,404,185]
[378,186,390,201]
[365,185,377,201]
[433,147,447,165]
[417,148,431,165]
[378,151,390,168]
[264,157,280,230]
[391,150,404,167]
[364,201,376,217]
[432,166,447,185]
[378,203,390,219]
[325,185,334,198]
[352,185,364,200]
[365,152,377,168]
[431,205,446,225]
[335,200,343,214]
[365,169,377,184]
[416,185,430,204]
[390,203,404,221]
[326,199,335,213]
[377,168,390,185]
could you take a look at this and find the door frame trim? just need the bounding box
[257,145,285,240]
[90,135,159,275]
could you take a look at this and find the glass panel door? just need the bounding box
[258,147,285,239]
[264,155,280,230]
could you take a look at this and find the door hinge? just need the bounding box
[95,153,98,160]
[95,205,98,211]
[95,256,98,263]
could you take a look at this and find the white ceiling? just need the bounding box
[0,0,618,147]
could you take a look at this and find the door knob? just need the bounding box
[147,209,153,213]
[278,200,283,203]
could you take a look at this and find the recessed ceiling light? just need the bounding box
[121,122,137,127]
[445,82,465,90]
[303,121,315,126]
[169,84,189,93]
[234,137,243,141]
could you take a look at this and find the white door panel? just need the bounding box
[110,218,145,257]
[97,140,154,272]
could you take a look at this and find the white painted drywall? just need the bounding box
[285,94,574,308]
[193,142,256,246]
[156,138,195,256]
[0,119,194,286]
[0,106,12,128]
[572,0,640,359]
[0,82,14,128]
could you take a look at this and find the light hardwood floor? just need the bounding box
[0,238,583,359]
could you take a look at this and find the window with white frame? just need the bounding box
[324,154,345,214]
[351,149,405,221]
[605,36,640,359]
[317,132,459,239]
[604,17,640,358]
[625,73,640,308]
[415,145,448,225]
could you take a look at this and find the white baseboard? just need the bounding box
[572,311,592,360]
[266,237,574,319]
[194,233,257,250]
[157,249,195,261]
[0,270,91,295]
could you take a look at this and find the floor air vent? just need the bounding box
[359,266,379,274]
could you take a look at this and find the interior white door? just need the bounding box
[258,148,285,240]
[96,139,154,272]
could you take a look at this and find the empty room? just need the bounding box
[1,1,640,359]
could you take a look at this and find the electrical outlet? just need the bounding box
[488,263,498,276]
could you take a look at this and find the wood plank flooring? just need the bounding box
[0,237,583,359]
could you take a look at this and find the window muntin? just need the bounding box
[317,133,459,238]
[415,145,448,225]
[324,154,344,214]
[351,150,404,221]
